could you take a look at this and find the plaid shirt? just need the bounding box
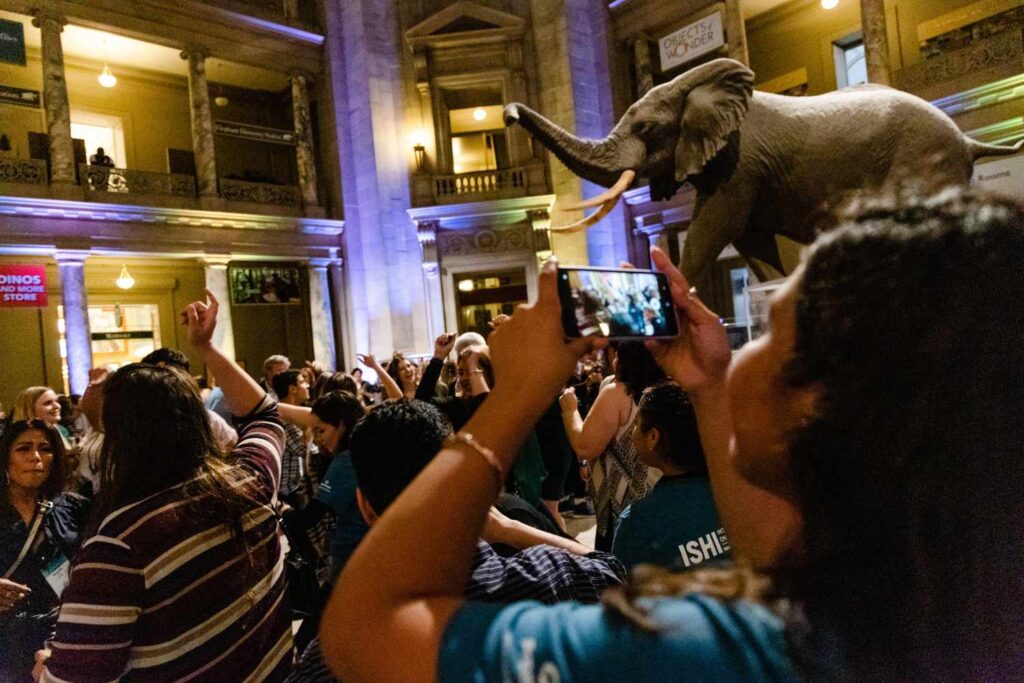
[280,423,308,498]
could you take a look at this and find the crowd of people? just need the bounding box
[0,184,1021,681]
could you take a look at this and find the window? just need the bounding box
[833,36,867,89]
[449,105,508,174]
[70,110,126,168]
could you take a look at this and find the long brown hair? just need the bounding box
[12,387,52,422]
[93,363,258,545]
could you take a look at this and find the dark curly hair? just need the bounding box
[311,391,366,454]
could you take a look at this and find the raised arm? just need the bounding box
[560,383,626,461]
[416,334,455,402]
[358,353,403,401]
[320,260,603,683]
[183,289,265,417]
[646,248,800,569]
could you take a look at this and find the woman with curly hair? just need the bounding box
[322,187,1024,682]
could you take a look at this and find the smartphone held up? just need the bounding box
[557,266,678,340]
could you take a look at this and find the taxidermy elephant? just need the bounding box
[504,58,1022,289]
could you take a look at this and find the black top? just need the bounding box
[416,357,487,431]
[0,493,91,617]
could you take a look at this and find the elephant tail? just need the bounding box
[967,137,1024,161]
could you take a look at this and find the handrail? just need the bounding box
[79,164,197,197]
[434,167,528,200]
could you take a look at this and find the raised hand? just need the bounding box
[433,333,456,360]
[488,314,511,330]
[181,288,219,349]
[356,353,381,370]
[645,248,730,395]
[559,387,578,415]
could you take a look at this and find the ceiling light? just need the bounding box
[821,0,839,8]
[98,63,117,88]
[473,107,487,121]
[116,264,135,290]
[214,95,229,107]
[458,279,475,292]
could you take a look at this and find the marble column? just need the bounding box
[631,34,654,97]
[181,47,220,198]
[723,0,750,65]
[416,220,445,344]
[327,260,353,371]
[291,73,320,208]
[32,10,75,185]
[55,252,92,395]
[308,260,337,372]
[200,257,236,361]
[282,0,300,26]
[860,0,893,86]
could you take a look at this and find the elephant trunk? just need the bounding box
[504,103,644,189]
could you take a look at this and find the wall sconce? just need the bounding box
[413,144,427,173]
[116,264,135,290]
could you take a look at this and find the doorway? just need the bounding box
[57,303,161,392]
[70,110,127,169]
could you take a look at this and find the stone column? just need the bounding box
[282,0,300,26]
[32,10,75,186]
[55,252,92,395]
[181,47,220,199]
[200,257,236,361]
[416,220,445,343]
[308,260,337,372]
[723,0,750,64]
[860,0,892,86]
[290,72,320,209]
[631,34,654,97]
[327,260,353,371]
[529,209,553,266]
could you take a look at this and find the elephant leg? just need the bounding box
[732,231,786,283]
[681,186,754,296]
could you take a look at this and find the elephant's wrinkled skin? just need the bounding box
[504,58,1021,290]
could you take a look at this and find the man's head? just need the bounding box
[142,347,190,372]
[350,399,451,523]
[263,354,291,384]
[96,147,105,155]
[454,332,486,356]
[271,369,309,405]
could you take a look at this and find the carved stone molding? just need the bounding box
[437,224,532,257]
[898,31,1024,100]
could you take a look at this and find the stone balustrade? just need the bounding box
[79,164,197,197]
[434,167,528,202]
[220,177,301,206]
[0,158,48,185]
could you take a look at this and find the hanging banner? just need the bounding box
[214,120,296,145]
[973,153,1024,202]
[659,10,725,71]
[0,83,40,108]
[0,19,26,67]
[0,265,47,307]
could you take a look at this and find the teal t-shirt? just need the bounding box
[612,475,729,570]
[314,451,370,580]
[438,593,797,682]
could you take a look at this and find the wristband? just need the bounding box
[448,432,504,489]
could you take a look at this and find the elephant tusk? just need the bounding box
[558,170,636,211]
[549,194,622,234]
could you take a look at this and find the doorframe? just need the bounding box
[440,252,538,334]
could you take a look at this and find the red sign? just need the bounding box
[0,265,47,307]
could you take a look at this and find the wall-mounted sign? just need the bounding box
[0,84,40,108]
[973,152,1024,202]
[0,19,26,66]
[0,265,47,307]
[214,120,296,146]
[659,10,725,72]
[229,265,302,305]
[91,331,155,341]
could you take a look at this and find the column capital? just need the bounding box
[309,257,341,270]
[289,69,315,83]
[199,255,232,268]
[32,9,67,30]
[180,45,210,61]
[54,249,90,267]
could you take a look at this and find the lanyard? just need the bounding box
[2,500,54,579]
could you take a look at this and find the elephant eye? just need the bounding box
[632,121,654,137]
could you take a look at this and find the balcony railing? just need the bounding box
[220,178,301,206]
[1,158,47,185]
[434,168,528,202]
[79,165,197,198]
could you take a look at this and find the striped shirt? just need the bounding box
[43,398,293,682]
[286,542,626,682]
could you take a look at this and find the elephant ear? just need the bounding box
[674,59,754,182]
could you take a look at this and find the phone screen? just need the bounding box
[557,267,678,339]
